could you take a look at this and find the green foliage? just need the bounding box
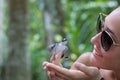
[31,49,48,80]
[3,0,118,80]
[63,0,117,58]
[28,0,118,80]
[29,0,48,80]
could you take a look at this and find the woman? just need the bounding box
[43,7,120,80]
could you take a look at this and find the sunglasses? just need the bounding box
[97,13,120,51]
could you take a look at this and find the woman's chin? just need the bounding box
[90,53,102,68]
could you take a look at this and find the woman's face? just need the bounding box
[90,8,120,71]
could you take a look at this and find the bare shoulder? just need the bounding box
[74,52,92,66]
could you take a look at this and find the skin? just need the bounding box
[91,7,120,79]
[43,7,120,80]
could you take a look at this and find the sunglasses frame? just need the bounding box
[97,13,107,33]
[97,13,120,51]
[104,31,120,46]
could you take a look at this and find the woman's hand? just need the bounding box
[43,61,102,80]
[43,52,64,80]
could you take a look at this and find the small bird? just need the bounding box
[48,38,68,58]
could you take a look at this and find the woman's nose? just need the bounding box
[91,32,101,45]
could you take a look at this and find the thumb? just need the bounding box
[74,62,99,76]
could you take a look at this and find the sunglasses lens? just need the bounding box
[101,31,113,51]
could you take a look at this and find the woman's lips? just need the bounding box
[93,48,103,57]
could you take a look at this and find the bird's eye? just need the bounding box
[62,38,67,42]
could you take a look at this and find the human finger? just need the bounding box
[55,69,87,80]
[55,52,62,62]
[45,62,89,80]
[48,71,56,80]
[55,71,70,80]
[43,61,52,71]
[48,71,65,80]
[43,62,65,80]
[54,52,63,65]
[74,62,99,75]
[42,61,47,68]
[45,62,85,78]
[50,53,56,63]
[45,62,71,76]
